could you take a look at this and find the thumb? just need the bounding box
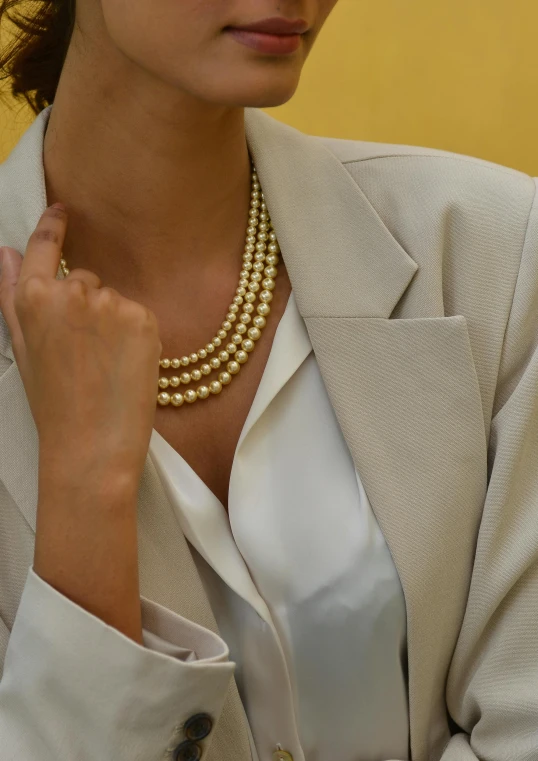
[0,246,25,356]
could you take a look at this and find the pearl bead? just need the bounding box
[269,231,277,241]
[201,364,211,375]
[209,380,223,395]
[236,323,247,334]
[268,242,280,254]
[243,303,254,314]
[160,358,171,369]
[227,361,241,375]
[248,282,260,293]
[253,315,266,329]
[158,392,171,406]
[250,272,262,282]
[251,199,261,209]
[243,262,253,271]
[184,389,197,404]
[219,371,232,385]
[189,353,198,363]
[206,343,215,353]
[222,320,233,331]
[246,235,256,245]
[259,290,273,303]
[245,292,256,303]
[233,295,244,305]
[171,358,181,369]
[257,232,268,242]
[212,336,222,347]
[171,393,184,407]
[198,349,207,359]
[197,386,210,400]
[257,303,271,316]
[158,377,170,389]
[235,350,249,364]
[219,350,230,362]
[239,278,249,288]
[254,251,266,261]
[253,261,265,272]
[229,304,239,313]
[170,376,181,387]
[225,313,236,323]
[262,278,275,290]
[240,313,252,324]
[180,372,191,384]
[248,327,261,341]
[191,369,202,382]
[245,244,256,253]
[259,211,268,219]
[226,343,237,354]
[180,356,190,366]
[266,254,279,266]
[232,333,243,344]
[240,270,249,279]
[236,287,246,296]
[258,222,269,231]
[210,358,221,369]
[246,226,257,236]
[243,252,253,262]
[217,329,227,339]
[242,339,255,352]
[264,266,278,278]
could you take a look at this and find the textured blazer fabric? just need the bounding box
[0,104,538,760]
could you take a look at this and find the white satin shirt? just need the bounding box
[149,292,409,761]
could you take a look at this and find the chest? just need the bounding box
[153,276,291,510]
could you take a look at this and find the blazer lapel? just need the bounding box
[245,108,488,759]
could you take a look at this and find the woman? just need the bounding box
[0,0,537,759]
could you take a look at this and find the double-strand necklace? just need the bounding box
[59,161,281,408]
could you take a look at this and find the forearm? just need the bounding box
[34,454,143,644]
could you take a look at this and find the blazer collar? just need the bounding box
[0,104,417,363]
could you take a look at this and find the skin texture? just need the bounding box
[0,0,339,642]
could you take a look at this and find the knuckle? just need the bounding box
[64,277,90,302]
[94,285,118,307]
[32,227,62,245]
[15,275,48,310]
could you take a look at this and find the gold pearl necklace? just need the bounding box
[58,162,281,408]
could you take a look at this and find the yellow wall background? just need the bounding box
[1,0,538,174]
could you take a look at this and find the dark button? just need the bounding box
[184,713,213,742]
[173,740,202,761]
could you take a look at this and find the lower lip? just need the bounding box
[225,28,302,55]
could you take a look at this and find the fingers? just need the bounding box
[20,204,68,283]
[0,246,26,357]
[64,268,103,289]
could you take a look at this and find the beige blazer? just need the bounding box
[1,105,538,761]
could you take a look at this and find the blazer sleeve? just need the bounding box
[0,567,235,761]
[440,176,538,759]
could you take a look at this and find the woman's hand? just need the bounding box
[0,203,161,480]
[0,203,162,642]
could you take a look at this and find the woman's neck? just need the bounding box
[43,44,253,301]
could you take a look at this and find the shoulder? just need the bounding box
[314,133,536,224]
[313,134,537,282]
